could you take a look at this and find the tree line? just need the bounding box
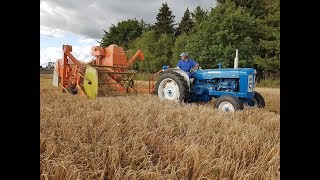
[99,0,280,80]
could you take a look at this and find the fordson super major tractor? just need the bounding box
[154,50,265,112]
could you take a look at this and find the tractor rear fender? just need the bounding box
[167,68,190,91]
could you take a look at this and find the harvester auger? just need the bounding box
[53,44,144,99]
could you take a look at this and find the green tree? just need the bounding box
[153,34,175,69]
[129,30,175,73]
[140,19,153,31]
[129,30,159,72]
[175,8,194,36]
[216,0,280,78]
[171,33,190,66]
[185,1,259,69]
[216,0,266,18]
[191,6,208,25]
[154,3,176,35]
[254,0,280,79]
[100,19,143,49]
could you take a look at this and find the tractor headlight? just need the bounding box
[248,74,254,92]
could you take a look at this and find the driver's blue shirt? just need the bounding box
[176,59,197,77]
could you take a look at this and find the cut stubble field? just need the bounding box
[40,74,280,180]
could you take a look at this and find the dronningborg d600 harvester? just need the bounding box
[53,44,145,99]
[154,50,266,112]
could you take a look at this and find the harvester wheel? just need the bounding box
[243,92,265,108]
[83,66,98,99]
[126,79,136,93]
[66,86,78,94]
[214,95,244,112]
[129,79,134,88]
[155,70,189,102]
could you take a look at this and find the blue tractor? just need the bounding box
[154,52,265,112]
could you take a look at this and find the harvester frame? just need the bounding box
[53,44,145,99]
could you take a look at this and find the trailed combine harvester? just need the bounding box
[53,44,145,99]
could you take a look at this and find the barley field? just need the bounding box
[40,74,280,180]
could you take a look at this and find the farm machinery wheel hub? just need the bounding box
[244,99,257,107]
[158,78,180,101]
[218,102,236,112]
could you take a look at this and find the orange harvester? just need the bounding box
[53,44,146,99]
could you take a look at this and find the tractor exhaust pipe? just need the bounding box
[234,49,238,68]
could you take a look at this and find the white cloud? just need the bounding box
[78,38,98,44]
[40,26,66,38]
[40,1,54,16]
[40,0,217,39]
[40,45,97,67]
[40,0,217,66]
[70,46,95,62]
[40,47,61,66]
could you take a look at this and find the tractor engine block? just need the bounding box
[189,67,256,102]
[216,79,239,92]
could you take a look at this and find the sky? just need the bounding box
[40,0,217,67]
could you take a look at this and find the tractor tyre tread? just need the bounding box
[214,95,244,111]
[254,92,265,108]
[155,70,189,102]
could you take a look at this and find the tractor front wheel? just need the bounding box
[214,95,244,112]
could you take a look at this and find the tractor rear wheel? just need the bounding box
[243,92,265,108]
[155,70,189,102]
[214,95,244,112]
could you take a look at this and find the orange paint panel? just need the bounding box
[113,46,127,66]
[63,45,72,52]
[91,46,105,56]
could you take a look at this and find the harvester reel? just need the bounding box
[83,65,98,99]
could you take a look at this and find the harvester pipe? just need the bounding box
[126,50,144,67]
